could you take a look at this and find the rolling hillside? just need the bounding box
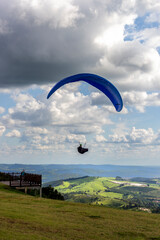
[47,176,160,211]
[0,182,160,240]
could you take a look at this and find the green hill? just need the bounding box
[1,183,160,240]
[47,176,160,211]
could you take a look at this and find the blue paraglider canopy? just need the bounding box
[47,73,123,112]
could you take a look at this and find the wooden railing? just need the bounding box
[0,172,11,181]
[0,172,42,187]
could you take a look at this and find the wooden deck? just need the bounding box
[9,172,42,187]
[0,172,42,197]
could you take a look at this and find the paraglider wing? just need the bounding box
[47,73,123,112]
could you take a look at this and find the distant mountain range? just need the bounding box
[0,164,160,183]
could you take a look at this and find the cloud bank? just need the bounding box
[0,0,160,92]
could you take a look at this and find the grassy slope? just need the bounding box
[54,177,127,204]
[54,176,160,207]
[0,183,160,240]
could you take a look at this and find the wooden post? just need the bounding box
[25,187,27,194]
[40,174,42,197]
[20,174,22,187]
[40,187,42,198]
[9,175,11,187]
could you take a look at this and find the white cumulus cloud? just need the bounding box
[6,129,21,138]
[109,127,157,145]
[12,0,83,28]
[0,107,5,114]
[0,125,6,136]
[95,135,107,143]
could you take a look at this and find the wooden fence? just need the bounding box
[0,172,42,187]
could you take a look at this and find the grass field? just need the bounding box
[0,183,160,240]
[53,176,160,209]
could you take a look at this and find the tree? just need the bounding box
[116,176,123,181]
[42,185,64,200]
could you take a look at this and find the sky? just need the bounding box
[0,0,160,165]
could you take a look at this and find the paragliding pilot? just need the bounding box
[77,143,88,154]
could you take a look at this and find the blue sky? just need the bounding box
[0,0,160,165]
